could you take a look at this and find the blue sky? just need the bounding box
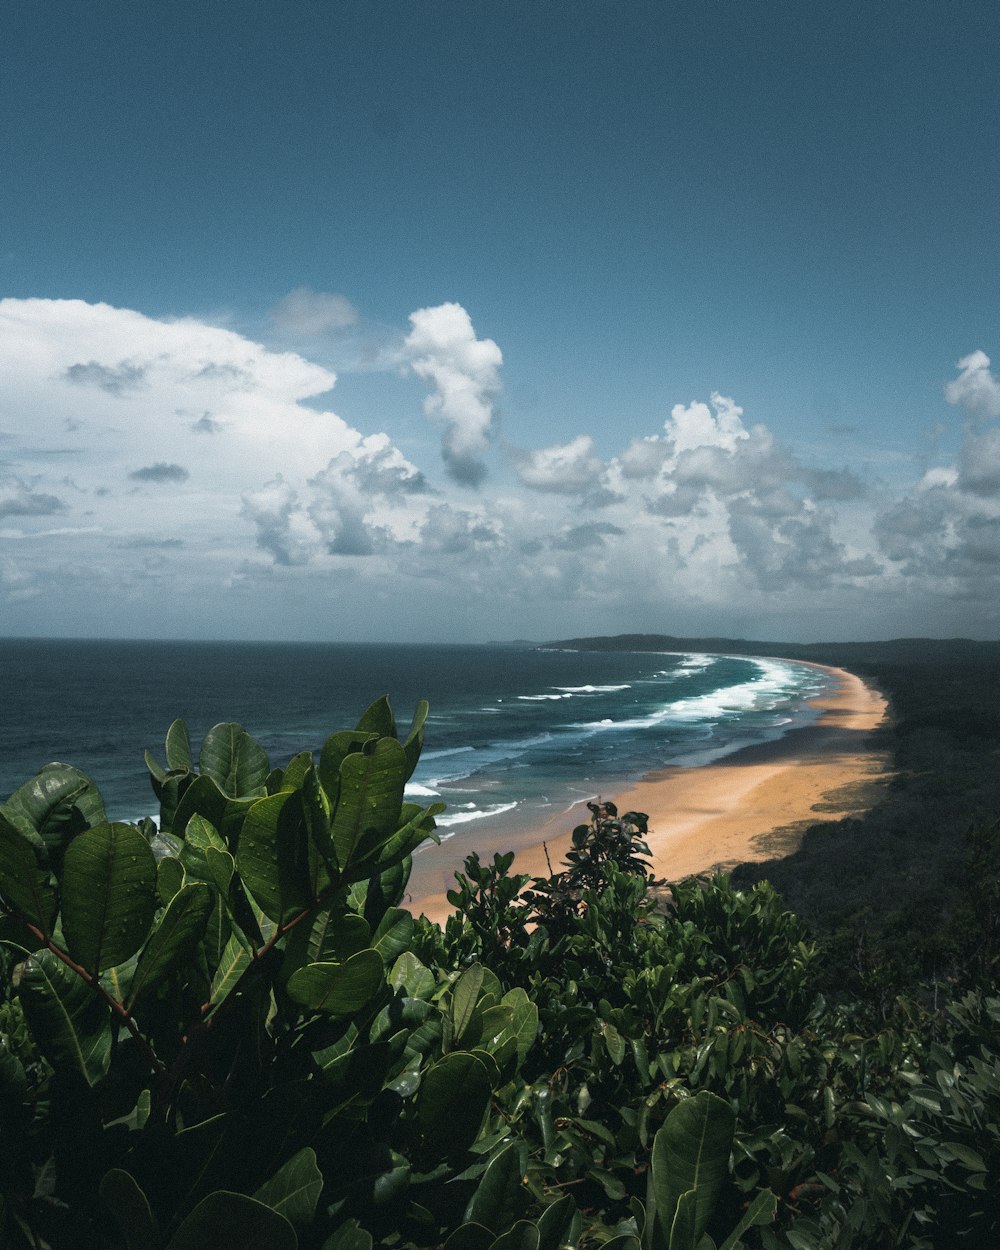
[2,2,999,641]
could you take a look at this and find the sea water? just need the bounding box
[0,639,833,846]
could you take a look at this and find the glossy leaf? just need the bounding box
[419,1051,492,1158]
[318,730,378,801]
[355,695,396,738]
[372,907,414,965]
[463,1141,526,1232]
[402,699,429,781]
[323,1220,373,1250]
[451,962,485,1043]
[61,822,157,973]
[330,738,407,870]
[157,856,185,907]
[647,1092,735,1250]
[443,1223,494,1250]
[199,723,270,799]
[127,883,213,1007]
[717,1189,777,1250]
[280,750,314,793]
[209,932,252,1011]
[389,951,436,999]
[237,791,312,924]
[165,719,194,773]
[2,762,105,862]
[0,812,57,935]
[490,1223,540,1250]
[286,948,384,1016]
[165,1190,296,1250]
[19,949,111,1086]
[252,1146,323,1228]
[536,1194,580,1250]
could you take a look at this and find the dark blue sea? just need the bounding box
[1,640,833,852]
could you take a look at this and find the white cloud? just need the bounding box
[665,392,751,456]
[945,350,1000,421]
[5,294,1000,642]
[404,302,502,486]
[511,435,610,496]
[269,287,359,337]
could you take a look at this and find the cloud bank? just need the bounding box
[2,296,998,640]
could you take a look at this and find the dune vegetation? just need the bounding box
[1,673,998,1248]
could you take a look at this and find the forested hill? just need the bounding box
[544,632,1000,667]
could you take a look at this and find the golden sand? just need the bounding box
[407,664,888,926]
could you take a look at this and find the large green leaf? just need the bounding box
[165,718,194,772]
[463,1141,527,1232]
[501,989,538,1067]
[402,700,429,781]
[127,883,213,1008]
[61,822,158,974]
[0,812,57,935]
[646,1092,735,1250]
[99,1169,159,1250]
[166,1191,296,1250]
[330,739,407,871]
[237,791,312,924]
[170,774,252,844]
[536,1194,581,1250]
[451,962,485,1043]
[1,762,106,863]
[717,1189,777,1250]
[253,1146,323,1228]
[199,723,270,799]
[209,932,252,1011]
[18,948,111,1086]
[443,1224,493,1250]
[372,907,414,965]
[354,695,396,738]
[301,764,336,893]
[419,1051,492,1158]
[282,909,371,981]
[323,1220,373,1250]
[318,731,378,803]
[286,948,384,1016]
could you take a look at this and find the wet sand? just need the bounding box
[407,663,888,925]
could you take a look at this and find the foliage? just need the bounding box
[3,696,1000,1249]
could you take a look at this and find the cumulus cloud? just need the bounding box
[511,435,615,501]
[958,428,1000,496]
[405,303,502,487]
[8,293,1000,641]
[129,462,190,484]
[945,350,1000,421]
[0,478,67,517]
[269,288,359,337]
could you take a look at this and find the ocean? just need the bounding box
[1,639,833,855]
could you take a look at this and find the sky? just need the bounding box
[2,1,999,643]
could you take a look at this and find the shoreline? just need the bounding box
[406,663,889,925]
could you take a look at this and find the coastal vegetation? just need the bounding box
[1,667,999,1247]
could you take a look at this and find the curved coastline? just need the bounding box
[407,662,889,925]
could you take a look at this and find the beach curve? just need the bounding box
[407,662,889,925]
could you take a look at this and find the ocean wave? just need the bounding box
[405,782,441,797]
[554,683,632,693]
[435,800,518,828]
[571,659,820,733]
[518,693,573,701]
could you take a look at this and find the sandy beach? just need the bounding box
[407,663,889,925]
